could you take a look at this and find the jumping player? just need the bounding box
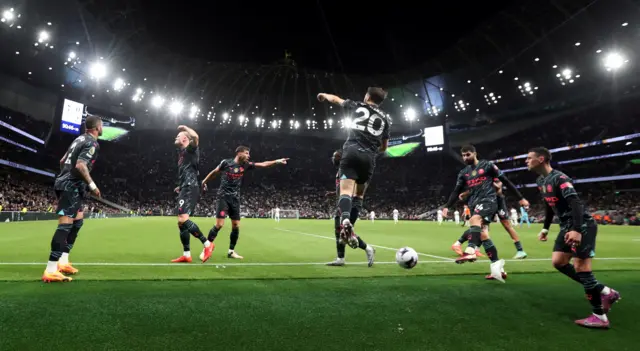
[170,125,212,264]
[43,115,102,282]
[442,145,529,282]
[317,87,390,247]
[326,149,375,267]
[201,146,288,259]
[527,147,620,328]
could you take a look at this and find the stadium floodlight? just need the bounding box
[404,108,416,121]
[151,95,164,108]
[2,8,16,23]
[239,115,245,123]
[113,78,125,91]
[484,92,501,105]
[68,51,76,60]
[255,117,261,127]
[271,120,278,129]
[427,105,439,116]
[37,30,50,43]
[604,52,626,71]
[556,68,579,85]
[454,99,467,112]
[190,105,199,119]
[518,82,538,96]
[169,101,183,115]
[132,88,144,102]
[294,121,300,129]
[89,62,107,80]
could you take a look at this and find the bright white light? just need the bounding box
[622,22,628,27]
[38,31,50,43]
[405,108,416,121]
[2,9,15,22]
[294,121,300,129]
[575,42,581,46]
[189,105,199,119]
[151,95,164,108]
[170,101,184,115]
[562,69,572,78]
[255,117,261,127]
[68,52,76,59]
[604,52,625,71]
[113,78,125,91]
[89,62,107,80]
[271,120,278,128]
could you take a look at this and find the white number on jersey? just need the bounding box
[352,107,385,136]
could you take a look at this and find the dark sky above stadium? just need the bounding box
[135,0,513,74]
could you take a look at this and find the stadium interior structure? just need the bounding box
[1,1,639,350]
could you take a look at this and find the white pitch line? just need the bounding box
[275,228,456,262]
[1,257,639,267]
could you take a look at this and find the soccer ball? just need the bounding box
[396,247,418,269]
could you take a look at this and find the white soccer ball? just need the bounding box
[396,247,418,269]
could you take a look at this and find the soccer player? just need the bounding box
[437,209,444,225]
[274,207,280,222]
[510,207,518,227]
[326,149,375,267]
[454,210,460,225]
[442,145,529,282]
[462,205,471,227]
[393,209,399,224]
[170,125,212,264]
[201,146,288,259]
[519,205,531,228]
[317,87,390,247]
[42,115,102,283]
[369,211,375,223]
[526,147,620,328]
[494,180,528,259]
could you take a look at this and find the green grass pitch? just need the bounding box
[1,218,639,350]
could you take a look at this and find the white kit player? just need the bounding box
[369,211,375,223]
[510,207,518,227]
[437,209,444,225]
[274,207,280,222]
[393,209,399,224]
[454,210,460,225]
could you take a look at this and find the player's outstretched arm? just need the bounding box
[317,93,344,106]
[253,158,289,168]
[202,166,221,186]
[178,125,199,146]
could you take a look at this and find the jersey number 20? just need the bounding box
[352,107,385,136]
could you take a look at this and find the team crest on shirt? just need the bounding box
[547,184,553,193]
[88,146,95,156]
[233,168,239,173]
[471,170,477,176]
[478,169,485,175]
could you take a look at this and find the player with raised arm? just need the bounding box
[442,145,529,282]
[527,147,620,329]
[202,146,288,259]
[318,87,390,252]
[170,125,212,264]
[42,115,102,282]
[393,209,399,224]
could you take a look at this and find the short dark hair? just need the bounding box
[332,149,342,167]
[529,147,552,163]
[460,145,476,153]
[85,114,102,130]
[367,87,387,105]
[235,145,250,154]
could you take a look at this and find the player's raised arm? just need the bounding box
[178,125,199,146]
[317,93,344,106]
[252,158,289,168]
[202,161,225,187]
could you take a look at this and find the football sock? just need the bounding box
[178,222,190,252]
[458,229,471,244]
[59,252,70,265]
[183,251,191,258]
[63,219,83,256]
[183,219,206,244]
[351,197,363,225]
[555,263,581,283]
[577,271,605,315]
[481,239,499,262]
[208,225,221,242]
[47,223,72,273]
[357,236,367,250]
[334,222,345,259]
[514,241,524,252]
[338,194,352,223]
[229,227,239,251]
[468,225,482,249]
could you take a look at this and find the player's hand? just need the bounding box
[174,186,180,193]
[276,158,289,165]
[564,230,582,246]
[92,187,101,198]
[442,208,449,217]
[177,125,186,131]
[519,198,530,209]
[493,181,504,196]
[317,93,327,102]
[538,229,549,242]
[458,191,469,201]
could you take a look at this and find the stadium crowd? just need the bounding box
[1,102,639,225]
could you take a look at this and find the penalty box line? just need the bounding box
[275,228,454,262]
[1,257,640,267]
